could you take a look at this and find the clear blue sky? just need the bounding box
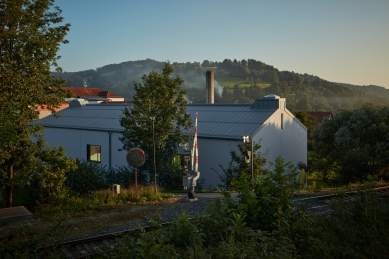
[54,0,389,88]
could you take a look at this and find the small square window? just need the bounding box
[87,145,101,162]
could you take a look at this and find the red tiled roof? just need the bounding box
[305,111,334,123]
[64,87,123,98]
[98,90,123,98]
[38,101,69,111]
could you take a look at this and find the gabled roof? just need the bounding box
[64,87,123,99]
[38,101,69,111]
[31,103,277,140]
[99,90,123,98]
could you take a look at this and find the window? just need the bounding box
[87,145,101,162]
[281,113,284,130]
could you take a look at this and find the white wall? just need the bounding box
[196,138,240,189]
[256,99,307,167]
[40,99,307,189]
[42,128,128,169]
[198,99,307,189]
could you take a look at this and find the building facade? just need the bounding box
[32,95,307,189]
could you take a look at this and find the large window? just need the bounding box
[87,145,101,162]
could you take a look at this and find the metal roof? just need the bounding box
[31,102,277,140]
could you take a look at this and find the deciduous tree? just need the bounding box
[312,103,389,183]
[0,0,70,207]
[120,62,193,186]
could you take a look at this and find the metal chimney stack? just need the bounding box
[205,70,214,104]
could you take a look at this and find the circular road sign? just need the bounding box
[126,148,146,168]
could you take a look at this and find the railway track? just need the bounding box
[295,185,389,214]
[37,186,389,258]
[37,219,179,258]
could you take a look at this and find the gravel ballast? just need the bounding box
[98,197,215,235]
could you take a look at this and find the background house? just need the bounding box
[64,87,125,102]
[37,101,69,119]
[305,111,334,123]
[31,95,307,189]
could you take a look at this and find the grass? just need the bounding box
[296,195,389,258]
[1,185,180,244]
[296,173,389,195]
[2,180,389,258]
[34,185,175,219]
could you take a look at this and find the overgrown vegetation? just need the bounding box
[213,139,267,190]
[1,157,389,258]
[0,0,71,208]
[34,185,174,219]
[1,160,179,212]
[310,103,389,185]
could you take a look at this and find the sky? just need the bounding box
[54,0,389,88]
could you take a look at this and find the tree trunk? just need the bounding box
[7,163,13,208]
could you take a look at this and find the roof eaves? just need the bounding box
[38,124,123,133]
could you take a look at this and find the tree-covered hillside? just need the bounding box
[53,59,389,111]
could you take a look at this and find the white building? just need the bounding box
[31,95,307,189]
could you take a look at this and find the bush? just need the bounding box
[158,163,188,190]
[99,156,301,258]
[105,165,148,188]
[213,139,267,190]
[27,141,77,208]
[228,156,299,231]
[65,160,151,196]
[65,159,108,196]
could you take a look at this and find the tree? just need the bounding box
[120,62,193,187]
[28,135,76,207]
[213,139,267,190]
[201,60,211,67]
[294,111,319,134]
[312,103,389,183]
[0,0,70,207]
[296,94,312,111]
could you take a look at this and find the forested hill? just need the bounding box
[53,59,389,112]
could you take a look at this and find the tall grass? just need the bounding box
[34,185,175,219]
[293,189,389,258]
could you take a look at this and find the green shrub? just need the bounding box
[0,220,66,259]
[99,157,301,258]
[228,156,298,231]
[65,160,150,196]
[158,163,188,190]
[65,159,108,196]
[100,209,296,259]
[27,141,77,208]
[213,139,267,190]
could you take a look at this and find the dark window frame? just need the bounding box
[87,144,101,163]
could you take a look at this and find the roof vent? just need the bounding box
[252,94,280,110]
[263,94,280,99]
[69,99,88,107]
